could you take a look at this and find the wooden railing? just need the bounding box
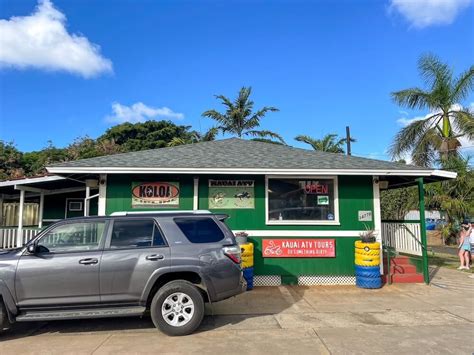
[381,221,423,256]
[0,228,41,249]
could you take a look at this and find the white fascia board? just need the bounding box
[430,170,457,179]
[47,166,439,176]
[0,175,65,187]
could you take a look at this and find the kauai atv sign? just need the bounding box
[131,182,180,208]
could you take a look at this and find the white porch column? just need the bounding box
[98,174,107,216]
[193,178,199,210]
[372,176,383,274]
[84,186,91,216]
[17,189,25,247]
[0,194,4,226]
[38,191,44,228]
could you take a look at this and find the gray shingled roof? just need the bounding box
[48,138,429,171]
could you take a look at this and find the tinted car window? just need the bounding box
[174,217,225,243]
[111,219,165,248]
[38,221,106,253]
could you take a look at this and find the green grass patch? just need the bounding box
[429,252,473,273]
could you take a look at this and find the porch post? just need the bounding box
[17,189,25,247]
[84,186,91,217]
[193,178,199,210]
[373,177,383,274]
[417,177,429,284]
[38,191,44,228]
[98,174,107,216]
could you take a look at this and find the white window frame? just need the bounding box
[265,175,340,226]
[67,199,83,212]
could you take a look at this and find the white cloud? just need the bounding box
[106,102,185,123]
[389,0,472,28]
[0,0,112,78]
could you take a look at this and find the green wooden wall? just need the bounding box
[105,174,375,279]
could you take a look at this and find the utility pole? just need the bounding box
[345,126,352,156]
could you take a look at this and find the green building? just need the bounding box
[1,139,456,285]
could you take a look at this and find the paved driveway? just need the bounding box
[1,267,473,354]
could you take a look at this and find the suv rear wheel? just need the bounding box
[150,280,204,336]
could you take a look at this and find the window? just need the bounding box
[68,201,83,211]
[110,219,165,249]
[38,221,106,253]
[174,217,225,243]
[267,177,339,224]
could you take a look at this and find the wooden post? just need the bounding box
[417,178,430,284]
[17,189,25,247]
[346,126,352,156]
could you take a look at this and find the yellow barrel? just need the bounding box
[240,242,254,268]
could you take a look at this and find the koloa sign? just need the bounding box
[262,239,336,258]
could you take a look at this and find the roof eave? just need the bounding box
[46,166,455,178]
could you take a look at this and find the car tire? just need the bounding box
[0,300,12,332]
[150,280,204,336]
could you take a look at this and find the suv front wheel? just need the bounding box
[150,280,205,336]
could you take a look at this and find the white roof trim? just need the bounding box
[0,175,65,187]
[431,170,457,179]
[47,166,455,178]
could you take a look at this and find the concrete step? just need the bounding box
[390,273,424,283]
[390,264,417,274]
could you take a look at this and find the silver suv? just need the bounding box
[0,211,245,336]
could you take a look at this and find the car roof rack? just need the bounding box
[110,210,212,216]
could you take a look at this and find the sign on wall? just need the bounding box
[131,182,180,208]
[208,180,255,209]
[262,239,336,258]
[358,210,373,222]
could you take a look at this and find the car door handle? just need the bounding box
[146,254,164,261]
[79,258,99,265]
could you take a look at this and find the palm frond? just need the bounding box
[451,65,474,102]
[389,118,435,159]
[295,135,320,150]
[451,110,474,140]
[245,106,280,130]
[418,53,452,89]
[245,130,285,143]
[391,88,433,110]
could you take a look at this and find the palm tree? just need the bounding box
[390,54,474,167]
[167,127,219,147]
[202,87,284,143]
[295,134,354,153]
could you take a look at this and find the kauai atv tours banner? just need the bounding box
[131,182,180,208]
[208,180,254,209]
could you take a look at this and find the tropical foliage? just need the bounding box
[202,87,284,143]
[295,133,354,153]
[390,54,474,167]
[0,120,200,178]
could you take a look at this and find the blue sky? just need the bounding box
[0,0,473,161]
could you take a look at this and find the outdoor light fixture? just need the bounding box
[85,179,99,188]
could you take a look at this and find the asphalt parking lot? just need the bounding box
[1,267,473,354]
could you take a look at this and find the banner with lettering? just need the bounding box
[131,182,180,208]
[208,180,255,209]
[262,239,336,258]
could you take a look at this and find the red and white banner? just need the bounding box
[262,239,335,258]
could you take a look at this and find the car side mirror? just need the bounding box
[27,244,36,254]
